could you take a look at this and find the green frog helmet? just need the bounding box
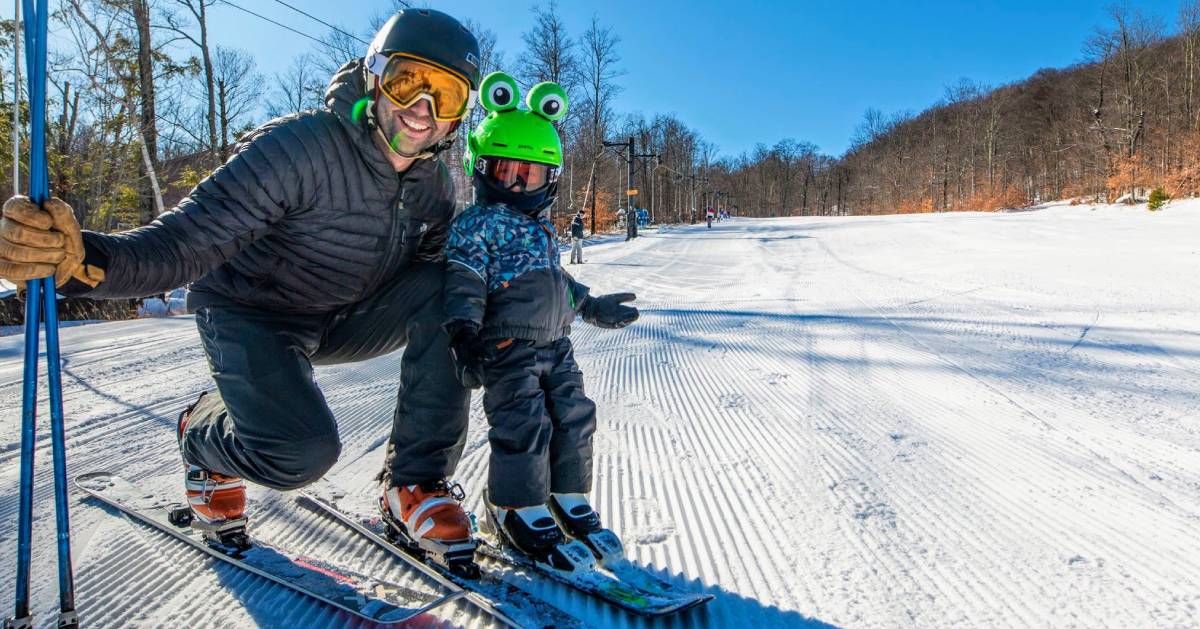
[464,72,569,215]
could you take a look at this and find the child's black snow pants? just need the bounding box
[482,336,597,508]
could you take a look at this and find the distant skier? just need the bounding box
[706,207,715,228]
[441,72,638,567]
[569,210,585,264]
[625,209,638,241]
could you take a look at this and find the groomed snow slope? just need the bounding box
[2,202,1199,628]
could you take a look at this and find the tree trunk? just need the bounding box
[132,0,161,224]
[57,82,79,194]
[801,166,810,216]
[218,79,229,160]
[197,1,219,168]
[942,155,949,210]
[588,164,597,234]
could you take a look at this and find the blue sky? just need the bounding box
[7,0,1185,157]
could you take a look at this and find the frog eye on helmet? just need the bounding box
[480,72,520,112]
[527,82,568,122]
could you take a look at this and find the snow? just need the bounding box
[2,202,1200,627]
[136,288,189,318]
[0,286,186,336]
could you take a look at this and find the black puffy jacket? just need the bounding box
[69,60,456,314]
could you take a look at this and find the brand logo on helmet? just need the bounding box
[366,53,388,76]
[466,52,479,68]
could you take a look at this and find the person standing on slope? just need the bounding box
[569,210,586,264]
[441,72,638,567]
[0,9,506,575]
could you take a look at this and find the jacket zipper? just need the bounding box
[536,220,572,326]
[365,175,407,297]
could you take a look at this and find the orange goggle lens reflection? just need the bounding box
[377,54,472,122]
[481,157,559,192]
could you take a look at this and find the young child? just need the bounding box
[442,72,638,568]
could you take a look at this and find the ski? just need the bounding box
[300,486,584,629]
[562,527,716,612]
[75,472,463,625]
[475,534,713,618]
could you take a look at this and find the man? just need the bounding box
[625,208,638,241]
[0,9,635,575]
[569,210,585,264]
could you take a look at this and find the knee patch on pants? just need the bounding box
[248,434,342,490]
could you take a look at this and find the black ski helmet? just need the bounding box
[365,9,482,93]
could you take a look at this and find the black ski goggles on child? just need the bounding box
[476,157,560,192]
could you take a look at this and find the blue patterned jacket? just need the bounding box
[444,203,590,342]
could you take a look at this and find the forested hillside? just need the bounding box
[826,5,1200,214]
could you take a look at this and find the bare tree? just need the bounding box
[132,0,162,222]
[578,15,621,231]
[518,1,582,222]
[63,0,167,223]
[1181,1,1200,127]
[213,47,260,158]
[1108,5,1162,159]
[311,27,363,80]
[266,54,325,119]
[162,0,219,168]
[851,108,890,149]
[580,16,621,146]
[518,1,580,98]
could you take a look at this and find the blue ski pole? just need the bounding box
[28,0,78,621]
[7,1,78,627]
[8,1,41,623]
[9,270,40,629]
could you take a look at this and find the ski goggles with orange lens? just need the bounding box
[366,52,477,122]
[478,157,559,192]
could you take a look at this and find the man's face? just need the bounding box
[374,95,457,156]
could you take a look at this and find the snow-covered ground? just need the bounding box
[2,202,1199,628]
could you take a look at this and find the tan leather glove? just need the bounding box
[0,195,104,289]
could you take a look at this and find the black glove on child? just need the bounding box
[447,323,494,389]
[580,292,639,329]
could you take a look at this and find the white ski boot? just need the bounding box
[548,493,624,564]
[483,492,594,574]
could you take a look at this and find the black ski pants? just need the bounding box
[180,261,471,491]
[483,337,597,507]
